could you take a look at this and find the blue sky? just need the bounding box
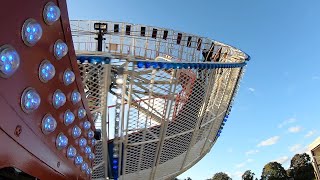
[67,0,320,179]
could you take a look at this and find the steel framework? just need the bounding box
[71,20,249,180]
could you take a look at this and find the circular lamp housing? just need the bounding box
[22,19,43,46]
[21,88,41,113]
[0,45,20,78]
[39,60,55,83]
[43,2,61,25]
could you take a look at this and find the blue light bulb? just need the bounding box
[75,155,83,165]
[53,90,66,109]
[151,62,158,68]
[84,146,91,154]
[56,133,68,149]
[21,88,41,113]
[54,40,68,60]
[83,120,91,130]
[79,137,87,147]
[0,45,20,77]
[39,60,55,82]
[64,110,75,126]
[63,69,75,86]
[43,2,61,25]
[86,168,92,175]
[137,61,144,68]
[67,145,77,159]
[72,125,81,138]
[22,19,42,46]
[78,107,86,119]
[91,139,97,146]
[88,130,94,139]
[71,90,81,104]
[88,152,95,161]
[81,162,88,172]
[145,62,151,68]
[41,114,57,134]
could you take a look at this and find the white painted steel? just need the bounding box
[72,20,248,180]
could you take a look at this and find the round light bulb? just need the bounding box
[43,2,61,25]
[88,152,95,161]
[113,152,119,158]
[86,168,92,175]
[72,125,81,138]
[54,39,68,60]
[79,137,87,147]
[83,120,91,130]
[53,89,66,109]
[84,146,91,154]
[67,145,77,159]
[81,162,88,172]
[78,107,86,119]
[91,139,97,146]
[87,130,94,139]
[116,77,124,85]
[21,88,41,113]
[64,110,75,126]
[41,114,57,134]
[56,133,68,149]
[39,60,55,82]
[0,45,20,78]
[22,19,42,46]
[71,90,81,104]
[63,69,75,86]
[75,155,83,165]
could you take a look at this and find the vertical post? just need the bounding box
[102,64,111,179]
[97,29,103,51]
[94,22,106,52]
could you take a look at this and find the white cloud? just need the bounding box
[296,146,309,154]
[288,126,302,133]
[248,87,255,92]
[305,130,317,138]
[312,76,320,80]
[278,118,296,128]
[288,144,309,155]
[247,159,254,163]
[235,159,254,169]
[235,162,246,168]
[245,149,259,156]
[273,156,289,164]
[257,136,280,147]
[289,144,302,152]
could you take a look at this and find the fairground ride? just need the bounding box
[0,1,250,180]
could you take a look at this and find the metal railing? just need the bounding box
[72,20,248,180]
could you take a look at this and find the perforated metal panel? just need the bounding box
[72,20,249,180]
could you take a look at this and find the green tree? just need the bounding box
[242,170,255,180]
[287,153,315,180]
[211,172,232,180]
[261,162,288,180]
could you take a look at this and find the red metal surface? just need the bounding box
[0,0,93,179]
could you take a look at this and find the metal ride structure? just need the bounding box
[0,0,250,179]
[72,20,250,179]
